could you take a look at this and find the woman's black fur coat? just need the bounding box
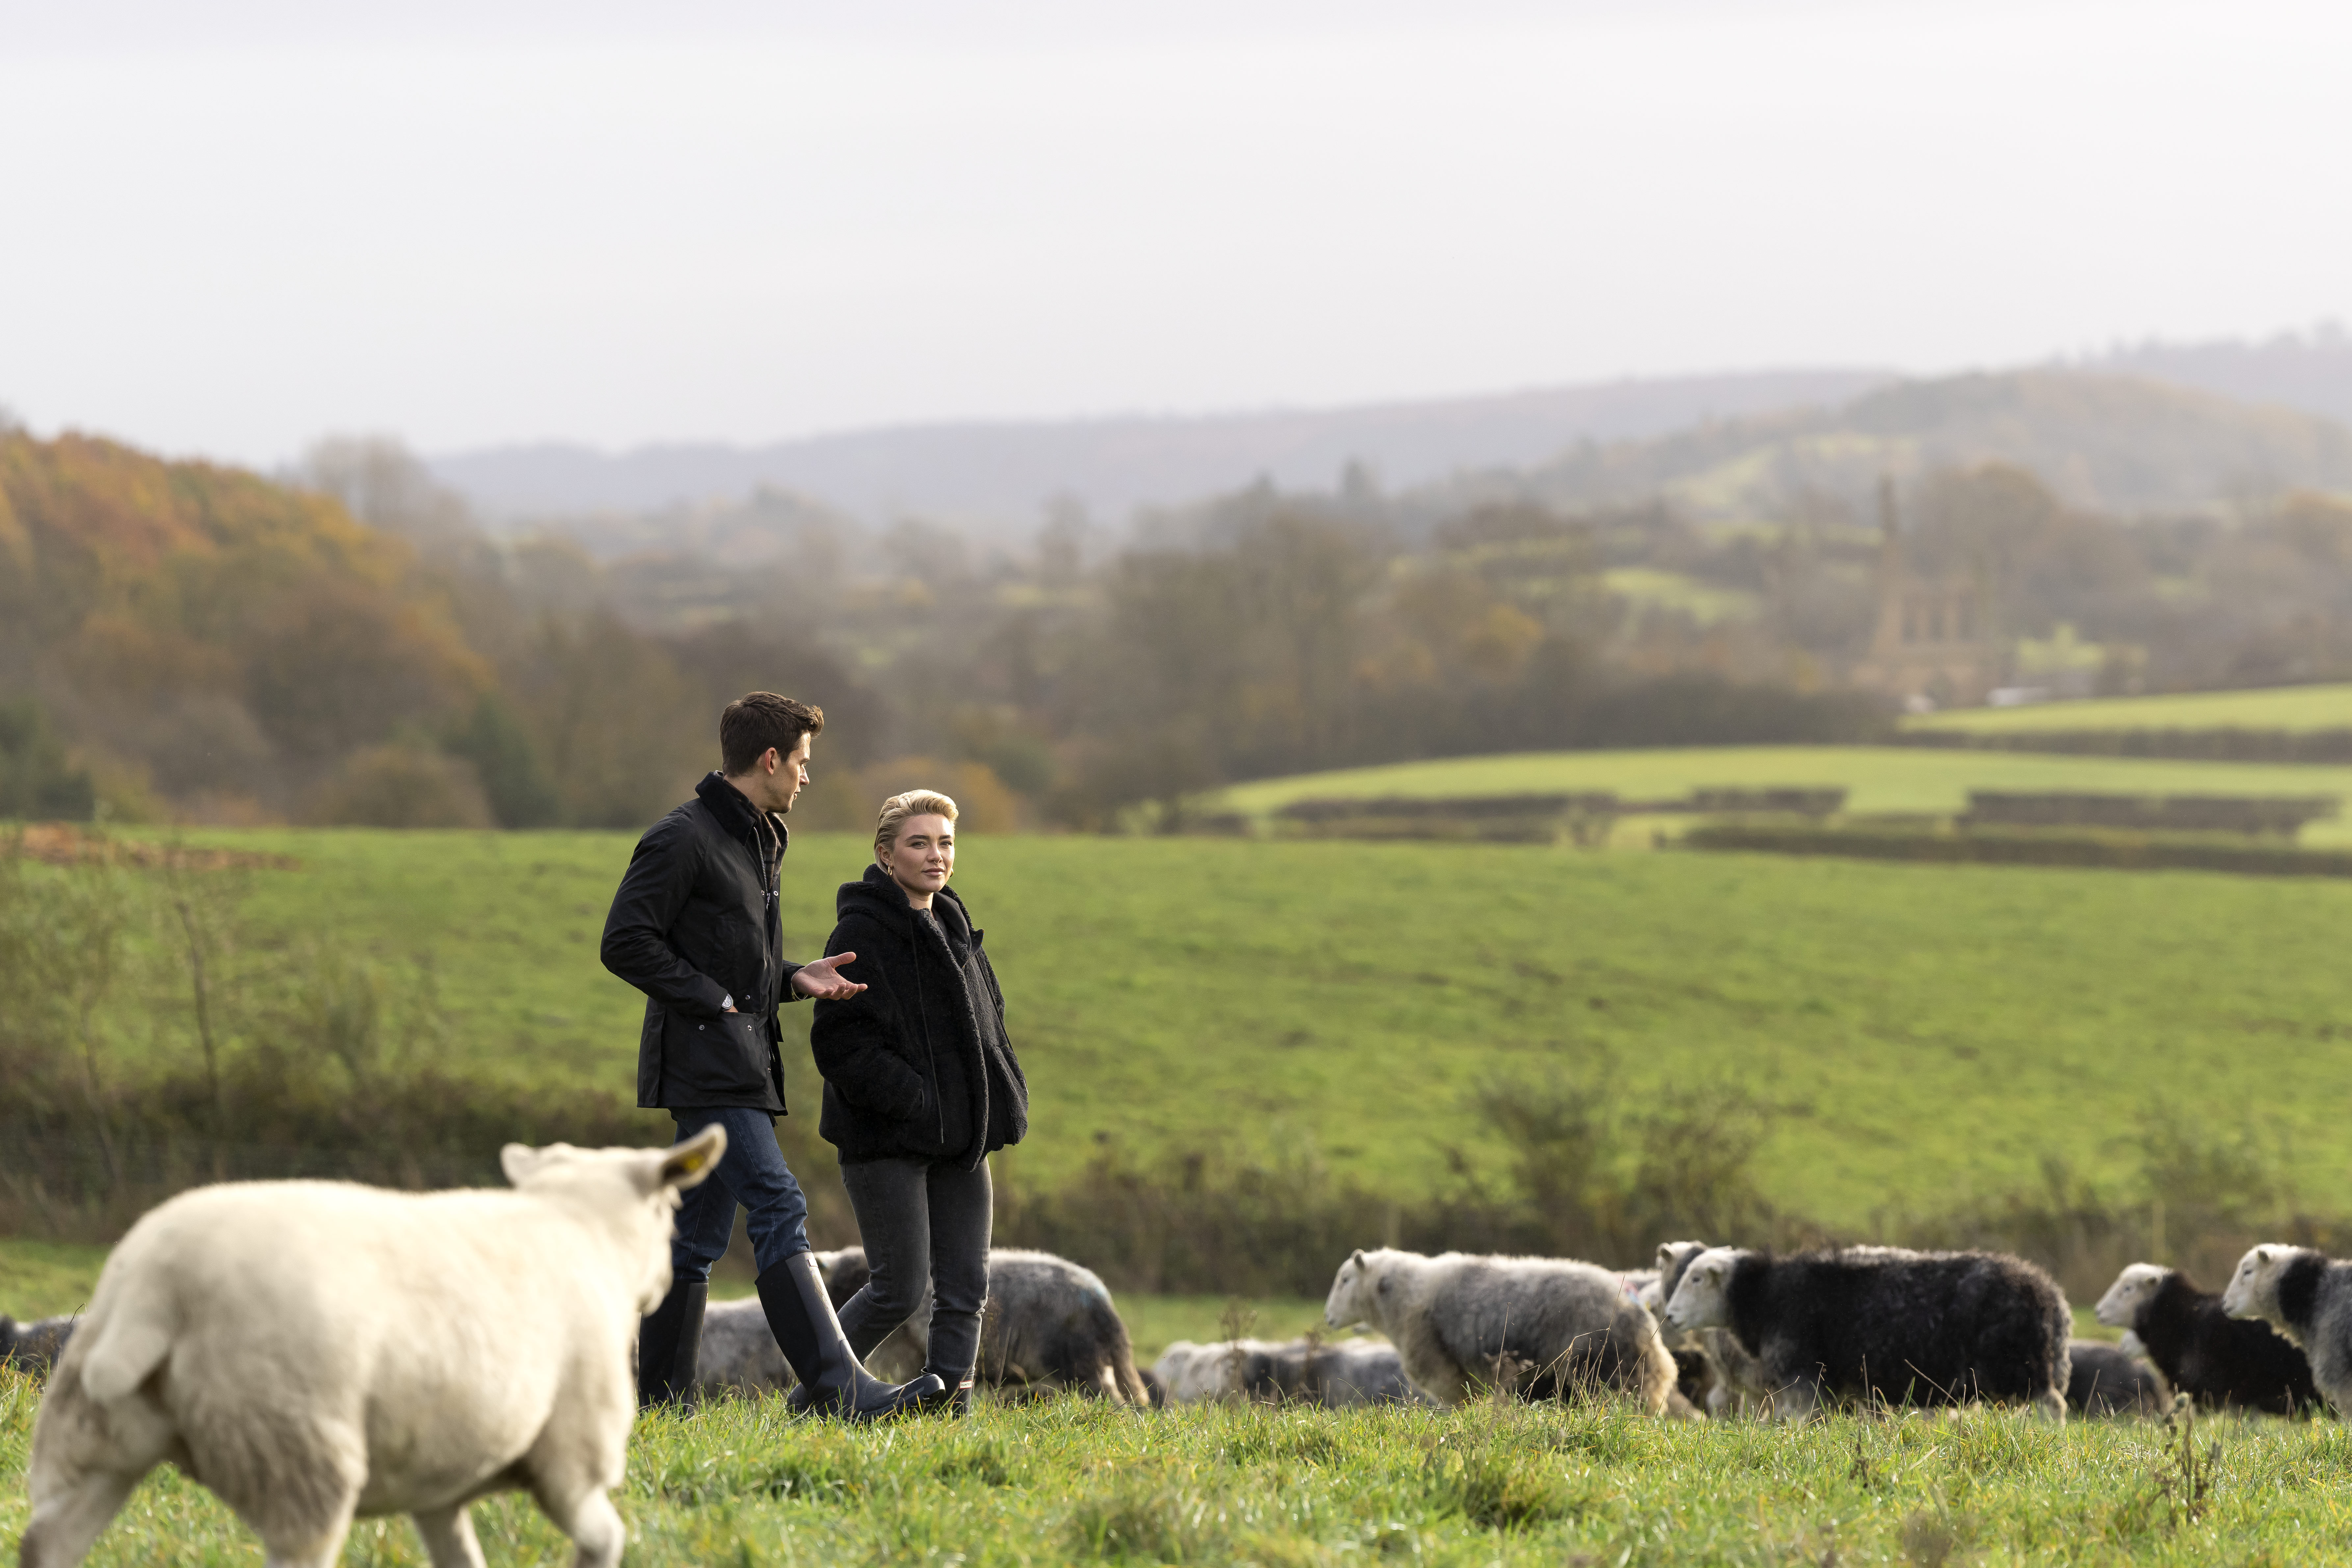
[809,864,1028,1168]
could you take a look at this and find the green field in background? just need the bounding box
[91,822,2352,1232]
[1903,681,2352,734]
[1216,744,2352,844]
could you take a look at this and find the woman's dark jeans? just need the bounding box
[836,1156,992,1378]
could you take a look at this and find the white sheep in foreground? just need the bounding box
[1324,1247,1675,1412]
[2222,1244,2352,1416]
[20,1127,725,1568]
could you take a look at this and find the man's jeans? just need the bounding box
[667,1106,812,1283]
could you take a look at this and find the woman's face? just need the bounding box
[880,814,955,901]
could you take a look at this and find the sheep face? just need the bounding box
[1325,1250,1374,1329]
[2223,1245,2292,1323]
[1661,1246,1743,1332]
[2094,1263,2171,1330]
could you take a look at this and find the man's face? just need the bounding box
[745,733,814,815]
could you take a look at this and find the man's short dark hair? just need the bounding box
[721,693,824,775]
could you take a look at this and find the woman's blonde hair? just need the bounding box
[875,789,959,855]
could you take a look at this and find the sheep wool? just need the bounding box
[1664,1245,2070,1420]
[2223,1245,2352,1416]
[2094,1262,2318,1415]
[1324,1247,1675,1413]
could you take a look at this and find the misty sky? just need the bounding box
[2,0,2347,465]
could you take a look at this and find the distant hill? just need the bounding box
[1511,369,2352,521]
[2080,324,2352,427]
[427,368,1892,537]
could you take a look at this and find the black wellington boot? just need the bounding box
[758,1252,943,1420]
[636,1280,708,1409]
[911,1367,975,1417]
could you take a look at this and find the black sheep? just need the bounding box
[2065,1340,2165,1417]
[1662,1245,2070,1419]
[2221,1246,2352,1415]
[2093,1263,2317,1416]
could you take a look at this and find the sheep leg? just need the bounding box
[2032,1390,2067,1424]
[17,1468,140,1568]
[414,1503,488,1568]
[550,1488,626,1568]
[1769,1381,1819,1423]
[257,1505,356,1568]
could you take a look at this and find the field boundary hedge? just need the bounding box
[1682,823,2352,876]
[1895,726,2352,762]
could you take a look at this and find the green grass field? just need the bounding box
[1904,682,2352,735]
[7,1365,2346,1566]
[82,821,2352,1231]
[1215,744,2352,844]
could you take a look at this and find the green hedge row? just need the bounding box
[1682,823,2352,877]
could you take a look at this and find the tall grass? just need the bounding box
[13,1366,2352,1565]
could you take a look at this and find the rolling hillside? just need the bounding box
[1904,683,2352,735]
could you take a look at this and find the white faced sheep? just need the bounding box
[1662,1245,2070,1421]
[2095,1262,2318,1415]
[20,1127,725,1568]
[2222,1245,2352,1416]
[1648,1240,1773,1418]
[1150,1336,1419,1407]
[700,1246,1151,1406]
[1323,1248,1675,1413]
[1,1314,78,1378]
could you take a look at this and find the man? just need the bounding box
[601,692,940,1418]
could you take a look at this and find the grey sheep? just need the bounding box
[699,1246,1150,1405]
[2066,1339,2167,1417]
[1151,1336,1420,1407]
[1324,1247,1676,1412]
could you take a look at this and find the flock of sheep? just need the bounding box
[9,1126,2352,1567]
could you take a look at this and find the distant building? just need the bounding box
[1850,477,2005,709]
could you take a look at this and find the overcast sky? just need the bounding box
[2,0,2346,465]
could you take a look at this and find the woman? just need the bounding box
[807,789,1028,1414]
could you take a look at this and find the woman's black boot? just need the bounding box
[758,1251,943,1420]
[636,1280,708,1408]
[914,1368,975,1417]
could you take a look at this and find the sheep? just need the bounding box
[700,1246,1150,1406]
[1662,1245,2070,1421]
[2222,1245,2352,1416]
[1149,1336,1420,1407]
[1323,1247,1676,1413]
[2094,1262,2318,1415]
[1648,1240,1773,1418]
[2066,1340,2167,1417]
[19,1126,725,1568]
[1,1314,78,1378]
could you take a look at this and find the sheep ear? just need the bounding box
[500,1143,546,1186]
[657,1124,727,1190]
[1350,1248,1366,1267]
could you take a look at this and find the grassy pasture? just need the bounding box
[7,1365,2349,1566]
[1904,682,2352,735]
[59,824,2352,1232]
[1214,744,2352,844]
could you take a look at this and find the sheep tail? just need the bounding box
[75,1276,175,1404]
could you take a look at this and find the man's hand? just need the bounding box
[792,954,868,1001]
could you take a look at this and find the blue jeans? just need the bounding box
[667,1107,811,1283]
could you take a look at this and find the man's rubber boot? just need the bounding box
[758,1252,943,1420]
[636,1280,708,1409]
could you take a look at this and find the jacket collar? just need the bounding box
[840,862,972,942]
[695,771,787,854]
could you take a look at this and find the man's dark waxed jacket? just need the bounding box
[602,771,807,1111]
